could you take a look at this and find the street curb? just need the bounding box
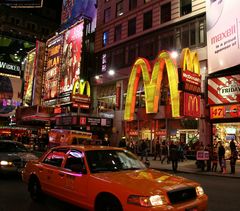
[153,168,240,179]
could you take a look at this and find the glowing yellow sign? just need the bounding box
[124,48,200,121]
[72,80,91,97]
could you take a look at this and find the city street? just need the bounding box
[0,172,239,211]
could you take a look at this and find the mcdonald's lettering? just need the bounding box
[181,92,200,118]
[72,80,91,97]
[124,48,201,121]
[71,80,91,104]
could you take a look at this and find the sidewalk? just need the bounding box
[147,157,240,178]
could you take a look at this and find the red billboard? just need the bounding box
[43,35,63,101]
[180,92,201,118]
[59,22,84,95]
[210,104,240,119]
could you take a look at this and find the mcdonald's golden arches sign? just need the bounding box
[124,48,202,121]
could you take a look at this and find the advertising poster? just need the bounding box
[208,74,240,105]
[32,41,46,105]
[0,76,22,117]
[61,0,97,30]
[206,0,240,74]
[23,49,36,105]
[59,22,83,95]
[43,35,63,101]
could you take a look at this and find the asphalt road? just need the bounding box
[0,172,239,211]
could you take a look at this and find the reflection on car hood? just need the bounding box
[0,152,38,161]
[92,169,197,195]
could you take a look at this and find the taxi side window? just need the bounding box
[43,149,68,167]
[64,150,86,173]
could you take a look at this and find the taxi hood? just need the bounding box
[91,169,197,195]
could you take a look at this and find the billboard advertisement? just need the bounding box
[43,35,63,102]
[32,41,46,105]
[0,76,22,117]
[23,49,36,105]
[208,74,240,105]
[59,22,83,96]
[206,0,240,74]
[61,0,96,29]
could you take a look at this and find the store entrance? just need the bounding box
[213,123,240,158]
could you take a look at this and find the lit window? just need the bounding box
[116,1,124,17]
[102,31,109,47]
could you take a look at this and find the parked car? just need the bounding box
[22,145,208,211]
[0,140,38,174]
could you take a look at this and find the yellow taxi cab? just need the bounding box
[22,145,208,211]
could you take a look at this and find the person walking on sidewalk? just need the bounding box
[230,150,238,174]
[211,150,218,172]
[218,141,225,172]
[169,141,179,172]
[153,139,161,161]
[161,141,169,164]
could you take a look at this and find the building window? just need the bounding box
[128,44,138,65]
[143,10,152,30]
[114,24,122,41]
[181,25,189,48]
[190,22,196,46]
[102,31,109,47]
[158,31,174,51]
[129,0,137,11]
[112,48,125,69]
[104,7,111,23]
[161,2,171,23]
[199,20,205,44]
[116,1,124,17]
[139,38,155,60]
[180,0,192,16]
[144,0,151,3]
[128,17,136,36]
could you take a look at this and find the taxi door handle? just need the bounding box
[58,172,65,177]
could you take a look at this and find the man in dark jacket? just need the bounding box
[218,141,225,172]
[169,141,179,172]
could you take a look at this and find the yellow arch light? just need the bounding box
[180,48,200,75]
[124,51,180,121]
[72,80,91,97]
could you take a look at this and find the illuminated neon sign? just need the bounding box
[124,48,201,121]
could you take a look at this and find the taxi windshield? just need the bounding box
[85,150,146,173]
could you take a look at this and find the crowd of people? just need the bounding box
[117,137,239,174]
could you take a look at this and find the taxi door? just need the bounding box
[39,149,67,197]
[60,150,89,206]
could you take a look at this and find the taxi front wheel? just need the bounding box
[28,177,43,201]
[95,193,123,211]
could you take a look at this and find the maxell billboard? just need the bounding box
[206,0,240,74]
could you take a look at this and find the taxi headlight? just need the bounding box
[127,194,166,207]
[0,160,13,166]
[196,186,204,196]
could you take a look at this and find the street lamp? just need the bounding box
[108,69,115,76]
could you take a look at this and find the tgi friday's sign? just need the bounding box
[208,74,240,105]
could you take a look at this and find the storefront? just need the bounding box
[123,48,202,150]
[208,73,240,157]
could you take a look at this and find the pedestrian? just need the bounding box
[230,138,236,154]
[211,150,218,172]
[218,141,225,172]
[230,150,238,174]
[205,144,211,171]
[140,139,148,161]
[118,137,126,148]
[169,141,179,172]
[221,157,227,174]
[153,139,161,161]
[161,141,169,164]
